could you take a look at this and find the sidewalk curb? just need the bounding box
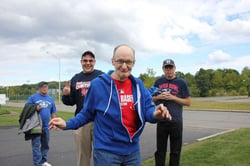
[197,129,236,141]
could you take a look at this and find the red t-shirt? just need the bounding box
[113,77,139,138]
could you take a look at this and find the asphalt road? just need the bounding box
[1,99,250,166]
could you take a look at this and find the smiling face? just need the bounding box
[80,54,96,73]
[111,45,135,82]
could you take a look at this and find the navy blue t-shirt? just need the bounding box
[153,76,190,123]
[62,69,104,116]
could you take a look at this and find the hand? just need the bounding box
[160,92,174,101]
[153,104,172,120]
[36,104,42,112]
[49,117,66,130]
[63,81,70,95]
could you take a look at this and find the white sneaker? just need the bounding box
[42,162,52,166]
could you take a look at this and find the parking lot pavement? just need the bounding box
[1,110,250,166]
[1,98,250,165]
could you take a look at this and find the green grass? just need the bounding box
[0,108,10,115]
[0,106,21,126]
[142,128,250,166]
[185,100,250,112]
[0,106,74,126]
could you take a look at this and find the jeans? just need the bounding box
[31,128,50,166]
[154,122,183,166]
[93,149,141,166]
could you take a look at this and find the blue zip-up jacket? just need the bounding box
[65,70,157,155]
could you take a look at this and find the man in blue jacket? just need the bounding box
[49,44,172,166]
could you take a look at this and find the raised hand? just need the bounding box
[63,81,70,95]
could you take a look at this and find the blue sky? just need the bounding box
[0,0,250,86]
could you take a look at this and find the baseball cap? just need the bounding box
[81,50,95,59]
[163,59,175,67]
[38,81,48,88]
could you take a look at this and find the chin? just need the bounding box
[84,69,93,73]
[120,73,130,79]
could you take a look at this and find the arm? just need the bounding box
[50,80,97,130]
[49,109,90,131]
[154,92,191,106]
[51,100,57,119]
[140,81,172,122]
[61,80,76,106]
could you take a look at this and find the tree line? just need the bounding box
[0,67,249,100]
[139,67,250,97]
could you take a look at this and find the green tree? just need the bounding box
[175,71,185,78]
[184,73,195,87]
[195,68,211,97]
[240,67,250,96]
[184,73,199,96]
[139,68,156,88]
[212,69,224,89]
[223,69,240,94]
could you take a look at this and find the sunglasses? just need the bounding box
[164,65,174,69]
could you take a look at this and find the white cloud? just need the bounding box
[208,50,232,64]
[0,0,250,86]
[197,50,250,74]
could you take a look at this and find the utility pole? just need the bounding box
[47,52,61,103]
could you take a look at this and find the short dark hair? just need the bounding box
[81,50,95,59]
[38,81,48,88]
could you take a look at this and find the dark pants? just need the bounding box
[154,122,183,166]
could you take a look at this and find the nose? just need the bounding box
[121,62,129,68]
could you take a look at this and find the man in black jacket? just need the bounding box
[62,50,103,166]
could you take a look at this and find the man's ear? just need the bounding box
[112,58,115,66]
[162,66,165,72]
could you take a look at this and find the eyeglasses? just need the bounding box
[115,59,134,66]
[164,65,174,69]
[81,59,95,63]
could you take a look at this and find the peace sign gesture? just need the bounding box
[63,81,70,95]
